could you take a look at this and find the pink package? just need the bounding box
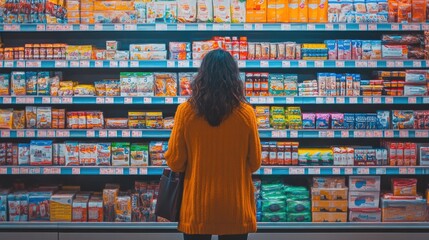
[316,113,331,129]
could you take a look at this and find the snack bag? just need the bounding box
[0,109,13,129]
[214,0,231,22]
[11,72,26,96]
[37,72,51,96]
[412,0,426,22]
[130,144,149,166]
[0,74,9,95]
[154,73,177,96]
[179,72,196,96]
[197,0,214,22]
[12,110,25,129]
[178,0,197,22]
[137,73,155,96]
[25,72,37,95]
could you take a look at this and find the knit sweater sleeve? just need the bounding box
[165,103,188,173]
[247,107,262,172]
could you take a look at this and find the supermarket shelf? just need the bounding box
[2,96,429,105]
[0,166,427,176]
[1,222,429,230]
[1,60,427,69]
[0,23,426,32]
[0,129,428,138]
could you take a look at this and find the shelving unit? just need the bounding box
[1,21,429,239]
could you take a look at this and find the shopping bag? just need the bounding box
[155,168,184,222]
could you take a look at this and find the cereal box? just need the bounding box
[50,193,75,222]
[8,192,29,221]
[11,72,26,96]
[213,0,231,22]
[37,107,52,129]
[112,142,130,166]
[29,192,51,221]
[231,0,246,23]
[0,189,10,221]
[79,143,97,166]
[65,142,80,166]
[30,140,53,166]
[197,0,214,22]
[18,143,30,165]
[178,0,197,22]
[72,195,89,222]
[88,195,103,222]
[130,144,149,166]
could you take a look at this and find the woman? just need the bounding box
[165,49,262,240]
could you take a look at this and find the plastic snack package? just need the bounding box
[12,110,25,129]
[178,0,197,23]
[388,0,399,22]
[392,178,417,196]
[79,143,97,166]
[327,0,341,22]
[18,143,30,166]
[96,143,111,166]
[30,140,53,166]
[397,0,412,23]
[135,73,155,97]
[36,72,51,96]
[36,107,52,129]
[130,144,149,166]
[381,34,422,45]
[213,0,231,22]
[179,72,196,96]
[0,74,10,95]
[163,117,175,129]
[146,112,164,129]
[111,142,130,166]
[354,0,366,13]
[11,72,26,96]
[94,81,107,96]
[0,109,13,129]
[115,194,131,222]
[169,42,192,53]
[25,72,37,95]
[197,0,214,22]
[120,72,138,97]
[154,73,178,97]
[106,80,121,97]
[74,84,96,96]
[64,142,80,166]
[146,1,178,23]
[105,118,128,129]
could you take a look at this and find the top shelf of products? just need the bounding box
[0,23,427,32]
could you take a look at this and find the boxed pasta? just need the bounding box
[197,0,214,22]
[112,142,130,166]
[154,73,177,96]
[30,140,53,166]
[130,143,149,166]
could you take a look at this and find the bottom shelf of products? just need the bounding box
[1,176,429,224]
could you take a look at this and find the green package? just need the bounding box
[269,74,284,96]
[262,200,286,213]
[286,200,311,213]
[130,143,149,166]
[261,212,287,222]
[287,212,312,222]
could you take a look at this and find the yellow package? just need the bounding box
[80,3,94,11]
[276,0,289,22]
[246,0,267,22]
[288,0,299,22]
[50,193,74,222]
[94,1,116,10]
[214,0,231,22]
[298,0,308,22]
[67,0,80,11]
[81,11,94,18]
[267,0,277,22]
[231,0,246,23]
[67,11,80,18]
[0,109,13,129]
[308,0,318,22]
[115,1,134,10]
[317,0,327,22]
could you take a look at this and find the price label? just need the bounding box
[290,131,298,138]
[79,24,89,31]
[399,168,407,174]
[115,168,124,175]
[20,168,29,174]
[345,168,353,175]
[384,130,394,138]
[409,97,417,104]
[62,25,73,31]
[17,131,25,138]
[366,130,374,138]
[139,167,148,175]
[1,131,10,138]
[263,168,272,175]
[285,97,294,104]
[54,60,67,68]
[72,168,81,175]
[124,97,132,104]
[359,24,367,30]
[165,98,173,104]
[422,24,429,30]
[26,97,35,104]
[254,24,263,30]
[166,60,175,68]
[0,168,7,174]
[355,61,368,67]
[99,130,108,138]
[122,130,130,138]
[326,97,335,104]
[62,97,72,103]
[319,131,327,138]
[335,61,345,68]
[17,61,25,68]
[386,61,395,68]
[325,24,334,30]
[80,61,90,68]
[282,61,290,68]
[60,130,70,137]
[108,130,117,137]
[260,61,269,68]
[26,61,41,68]
[176,24,186,30]
[267,97,274,103]
[368,61,377,68]
[298,61,307,68]
[94,61,103,68]
[100,168,114,175]
[354,130,366,138]
[308,168,321,175]
[44,168,61,174]
[114,24,124,30]
[402,24,412,30]
[143,97,152,104]
[129,168,138,175]
[399,131,409,138]
[326,131,334,138]
[332,168,341,175]
[407,168,416,174]
[385,97,394,104]
[368,24,377,31]
[119,61,128,68]
[238,60,246,68]
[125,24,137,30]
[316,98,324,104]
[178,61,190,68]
[411,24,421,30]
[29,167,41,174]
[87,130,95,137]
[12,168,19,174]
[94,24,102,30]
[130,61,139,67]
[315,61,324,67]
[244,24,253,30]
[192,60,201,68]
[178,97,187,103]
[395,61,404,68]
[4,61,13,68]
[376,168,386,175]
[258,97,266,104]
[105,97,114,103]
[36,24,46,31]
[1,97,11,104]
[132,130,142,138]
[339,24,346,31]
[16,97,26,104]
[213,24,221,30]
[280,130,287,138]
[341,131,349,138]
[415,131,429,138]
[272,131,280,138]
[374,130,383,138]
[391,24,400,30]
[336,97,345,104]
[349,97,358,104]
[307,24,315,30]
[155,24,167,30]
[372,97,381,104]
[26,130,35,137]
[50,97,60,104]
[363,97,372,104]
[4,24,20,31]
[198,24,207,30]
[289,168,305,175]
[413,61,422,68]
[109,61,118,68]
[281,24,291,30]
[38,130,47,137]
[95,97,105,104]
[357,168,370,175]
[70,61,79,67]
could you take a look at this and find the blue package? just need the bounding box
[25,72,38,95]
[326,40,338,60]
[302,113,316,129]
[344,113,355,129]
[377,111,390,129]
[355,114,367,129]
[256,212,262,222]
[28,192,52,221]
[316,113,331,129]
[366,114,378,129]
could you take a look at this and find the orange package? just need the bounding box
[412,0,426,22]
[288,0,299,22]
[317,0,328,22]
[246,0,267,22]
[298,0,308,22]
[308,0,318,22]
[267,0,288,22]
[388,0,399,22]
[398,0,412,23]
[267,0,277,22]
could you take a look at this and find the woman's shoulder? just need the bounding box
[234,102,256,124]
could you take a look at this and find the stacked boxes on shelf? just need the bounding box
[284,186,311,222]
[348,176,382,222]
[311,177,348,222]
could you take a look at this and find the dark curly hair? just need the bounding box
[189,49,246,127]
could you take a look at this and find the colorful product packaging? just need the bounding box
[30,140,53,166]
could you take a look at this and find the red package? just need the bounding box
[398,1,412,23]
[392,178,418,196]
[412,0,427,22]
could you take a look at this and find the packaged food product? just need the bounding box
[287,199,311,213]
[74,84,96,96]
[197,0,214,22]
[247,0,267,22]
[65,142,80,166]
[154,73,177,97]
[392,178,417,196]
[128,112,146,129]
[11,72,26,96]
[106,41,118,51]
[112,142,130,166]
[130,51,168,60]
[50,193,74,222]
[0,109,13,129]
[146,2,178,23]
[312,200,348,212]
[30,140,53,166]
[25,106,37,129]
[18,143,30,165]
[12,110,25,129]
[312,212,347,222]
[382,34,422,45]
[412,0,426,22]
[231,0,246,23]
[179,72,196,96]
[311,188,348,200]
[381,197,427,222]
[349,208,382,222]
[146,112,164,129]
[177,0,197,22]
[213,0,231,22]
[163,117,175,129]
[349,176,381,192]
[88,195,103,222]
[37,107,52,129]
[97,143,111,166]
[79,143,97,166]
[169,42,192,53]
[130,144,149,166]
[103,187,119,222]
[392,110,414,129]
[312,177,346,188]
[349,191,380,208]
[382,44,408,59]
[72,195,89,222]
[105,118,128,129]
[115,194,131,222]
[8,192,29,221]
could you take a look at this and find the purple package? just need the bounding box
[316,113,331,129]
[326,40,338,60]
[343,40,352,60]
[302,113,316,129]
[331,113,345,129]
